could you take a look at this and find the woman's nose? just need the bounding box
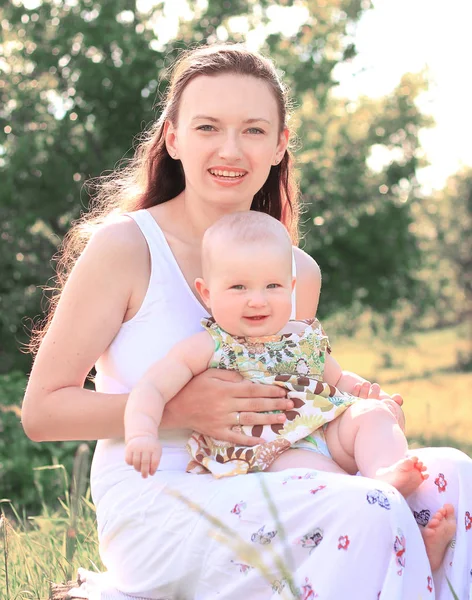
[218,133,242,161]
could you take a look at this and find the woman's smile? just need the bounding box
[208,165,248,186]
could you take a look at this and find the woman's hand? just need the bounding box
[161,369,293,446]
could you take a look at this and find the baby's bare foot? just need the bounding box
[374,456,428,497]
[422,504,456,572]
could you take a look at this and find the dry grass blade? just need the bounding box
[65,444,91,579]
[1,510,10,599]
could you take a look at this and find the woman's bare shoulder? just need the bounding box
[293,247,321,319]
[79,216,148,270]
[86,215,148,259]
[293,247,321,279]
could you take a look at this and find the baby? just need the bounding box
[125,210,455,571]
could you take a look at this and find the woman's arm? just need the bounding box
[292,247,321,319]
[22,219,144,442]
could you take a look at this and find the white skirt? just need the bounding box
[91,446,472,600]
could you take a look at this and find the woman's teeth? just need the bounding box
[209,169,245,178]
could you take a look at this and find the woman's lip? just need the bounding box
[209,166,248,174]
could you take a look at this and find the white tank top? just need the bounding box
[90,210,297,499]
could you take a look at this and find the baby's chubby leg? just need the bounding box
[325,400,428,497]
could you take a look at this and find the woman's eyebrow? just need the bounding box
[191,115,271,124]
[244,118,271,125]
[191,115,219,122]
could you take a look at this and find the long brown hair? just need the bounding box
[30,43,300,354]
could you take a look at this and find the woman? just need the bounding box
[22,44,471,599]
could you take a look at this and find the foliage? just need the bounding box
[1,0,169,373]
[298,73,434,318]
[0,372,90,514]
[412,168,472,328]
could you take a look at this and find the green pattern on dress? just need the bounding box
[186,318,359,478]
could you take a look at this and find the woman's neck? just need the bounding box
[171,190,254,242]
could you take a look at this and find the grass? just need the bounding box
[1,324,470,598]
[331,322,472,456]
[0,499,101,600]
[0,445,101,599]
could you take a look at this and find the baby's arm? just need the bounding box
[324,355,394,400]
[323,354,405,428]
[125,331,214,477]
[323,354,363,393]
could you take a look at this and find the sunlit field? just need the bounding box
[332,323,472,455]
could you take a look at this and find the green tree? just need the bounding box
[415,168,472,328]
[297,73,434,317]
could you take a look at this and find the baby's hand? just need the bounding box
[125,435,162,478]
[352,381,404,406]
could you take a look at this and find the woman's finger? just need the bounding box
[236,410,287,427]
[238,380,287,398]
[234,396,293,414]
[207,368,244,382]
[225,430,266,447]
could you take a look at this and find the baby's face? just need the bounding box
[204,242,294,337]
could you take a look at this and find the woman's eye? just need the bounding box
[247,127,264,135]
[197,125,215,132]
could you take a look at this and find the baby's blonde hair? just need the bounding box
[202,211,292,279]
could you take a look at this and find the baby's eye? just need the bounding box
[267,283,281,289]
[231,284,245,290]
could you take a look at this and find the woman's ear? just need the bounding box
[195,278,211,308]
[274,127,290,164]
[164,120,178,159]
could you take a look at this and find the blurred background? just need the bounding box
[0,0,470,514]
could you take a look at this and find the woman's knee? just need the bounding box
[415,446,472,471]
[340,476,411,526]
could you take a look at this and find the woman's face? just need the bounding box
[166,73,289,212]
